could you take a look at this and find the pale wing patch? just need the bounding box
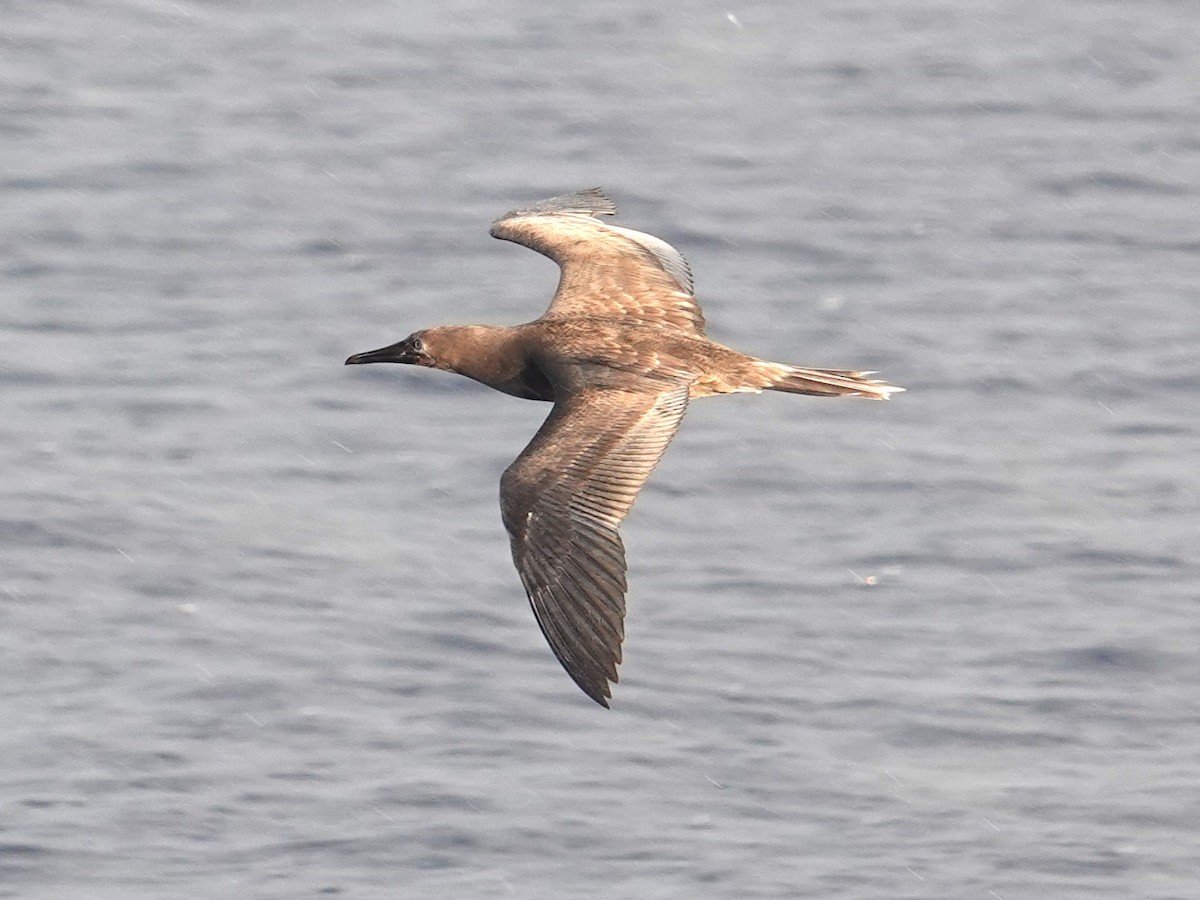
[601,223,694,295]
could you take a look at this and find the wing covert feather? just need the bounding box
[499,383,689,706]
[490,189,706,336]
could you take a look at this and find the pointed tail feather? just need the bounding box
[758,362,903,400]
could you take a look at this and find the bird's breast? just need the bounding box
[479,357,555,401]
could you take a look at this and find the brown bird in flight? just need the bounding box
[346,189,901,707]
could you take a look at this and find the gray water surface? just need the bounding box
[4,2,1199,897]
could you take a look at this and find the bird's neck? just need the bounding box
[431,324,546,399]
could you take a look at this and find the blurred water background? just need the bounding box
[3,1,1199,897]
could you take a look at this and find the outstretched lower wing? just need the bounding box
[489,188,707,336]
[499,381,690,706]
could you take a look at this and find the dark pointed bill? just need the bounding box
[345,338,418,366]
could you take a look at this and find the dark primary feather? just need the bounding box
[489,188,706,336]
[496,186,618,220]
[499,382,690,706]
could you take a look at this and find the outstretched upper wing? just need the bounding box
[499,381,690,706]
[490,188,707,336]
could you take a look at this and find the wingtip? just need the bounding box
[494,187,618,225]
[562,187,616,217]
[574,672,616,708]
[583,677,615,708]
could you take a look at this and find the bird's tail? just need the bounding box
[755,361,903,400]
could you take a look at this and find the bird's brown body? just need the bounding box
[347,189,901,707]
[412,319,882,402]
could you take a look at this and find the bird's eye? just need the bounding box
[410,337,425,354]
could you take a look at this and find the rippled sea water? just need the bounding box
[4,2,1199,897]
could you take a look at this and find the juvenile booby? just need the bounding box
[346,188,901,707]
